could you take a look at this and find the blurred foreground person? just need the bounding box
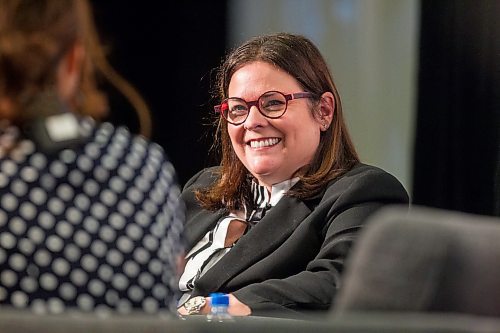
[0,0,184,315]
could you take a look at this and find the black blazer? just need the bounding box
[180,163,409,316]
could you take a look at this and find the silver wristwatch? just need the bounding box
[183,296,207,315]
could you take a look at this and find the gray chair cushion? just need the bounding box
[332,205,500,317]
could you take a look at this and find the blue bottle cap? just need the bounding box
[209,292,229,306]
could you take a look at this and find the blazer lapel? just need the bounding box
[184,209,225,248]
[193,195,312,293]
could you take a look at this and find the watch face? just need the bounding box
[184,296,206,314]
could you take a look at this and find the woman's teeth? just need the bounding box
[249,138,280,148]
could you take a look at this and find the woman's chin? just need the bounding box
[248,167,273,179]
[247,159,278,172]
[248,168,286,186]
[249,168,272,177]
[246,158,287,182]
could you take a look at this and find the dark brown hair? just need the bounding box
[197,32,359,211]
[0,0,152,137]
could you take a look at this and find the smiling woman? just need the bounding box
[177,32,409,318]
[226,62,330,189]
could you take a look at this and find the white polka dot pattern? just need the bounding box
[0,119,185,315]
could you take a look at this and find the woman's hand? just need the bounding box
[227,294,251,316]
[177,294,251,316]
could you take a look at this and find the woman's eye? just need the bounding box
[229,105,248,115]
[263,99,285,110]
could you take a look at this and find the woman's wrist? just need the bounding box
[178,296,211,315]
[177,294,251,316]
[227,294,251,316]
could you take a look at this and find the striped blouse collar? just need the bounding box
[250,177,300,208]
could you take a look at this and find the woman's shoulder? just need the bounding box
[340,163,403,183]
[183,166,221,190]
[322,162,409,202]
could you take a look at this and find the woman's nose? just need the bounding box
[243,105,268,130]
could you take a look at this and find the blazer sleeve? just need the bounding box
[232,167,409,316]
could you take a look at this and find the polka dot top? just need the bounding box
[0,117,185,315]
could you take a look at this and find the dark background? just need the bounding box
[91,1,499,217]
[91,1,226,187]
[413,0,499,217]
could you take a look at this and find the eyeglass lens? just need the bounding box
[224,91,288,124]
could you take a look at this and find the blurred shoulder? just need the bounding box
[92,121,172,160]
[89,121,179,182]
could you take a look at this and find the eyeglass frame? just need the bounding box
[214,90,317,125]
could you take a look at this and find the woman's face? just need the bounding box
[227,61,324,189]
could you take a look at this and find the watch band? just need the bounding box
[183,296,206,315]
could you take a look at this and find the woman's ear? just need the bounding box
[318,91,335,131]
[56,41,85,104]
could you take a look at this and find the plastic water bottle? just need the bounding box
[206,292,234,322]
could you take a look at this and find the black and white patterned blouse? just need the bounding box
[178,178,298,305]
[0,117,184,315]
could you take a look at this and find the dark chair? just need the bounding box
[332,205,500,317]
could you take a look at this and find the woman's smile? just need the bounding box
[247,137,281,149]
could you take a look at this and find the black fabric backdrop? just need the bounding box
[413,0,500,216]
[91,1,226,186]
